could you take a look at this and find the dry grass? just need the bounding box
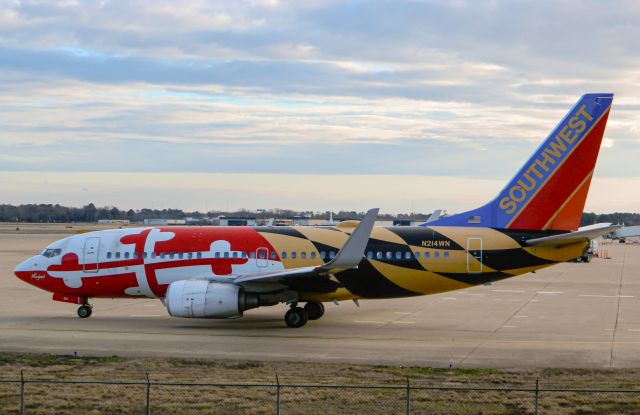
[2,353,640,414]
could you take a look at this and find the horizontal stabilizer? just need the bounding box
[526,223,621,248]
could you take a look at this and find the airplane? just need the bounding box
[14,93,618,328]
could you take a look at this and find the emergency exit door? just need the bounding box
[466,237,483,274]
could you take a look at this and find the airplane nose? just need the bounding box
[14,257,36,281]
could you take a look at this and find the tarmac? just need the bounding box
[1,233,639,368]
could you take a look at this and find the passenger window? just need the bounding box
[444,252,449,259]
[133,252,139,259]
[320,251,326,259]
[232,252,238,259]
[107,252,112,259]
[143,252,148,259]
[395,251,402,260]
[169,253,174,259]
[151,252,156,259]
[224,252,229,258]
[215,252,220,258]
[178,252,184,259]
[197,252,202,259]
[386,252,392,260]
[258,251,265,259]
[115,252,121,259]
[424,252,430,259]
[291,252,297,259]
[405,252,411,260]
[250,251,256,259]
[310,252,317,259]
[330,251,336,259]
[367,251,373,259]
[187,252,192,259]
[124,252,130,259]
[270,251,277,259]
[242,252,247,258]
[414,251,420,259]
[301,252,307,259]
[282,252,287,259]
[376,251,383,260]
[434,252,440,259]
[160,253,165,259]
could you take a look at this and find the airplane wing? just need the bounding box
[233,208,379,288]
[526,223,621,248]
[615,225,640,239]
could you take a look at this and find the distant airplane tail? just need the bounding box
[426,93,614,231]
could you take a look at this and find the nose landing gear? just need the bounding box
[77,302,92,318]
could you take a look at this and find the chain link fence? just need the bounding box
[2,374,640,414]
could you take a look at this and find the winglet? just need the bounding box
[321,208,379,272]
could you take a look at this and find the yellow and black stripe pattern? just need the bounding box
[257,225,587,302]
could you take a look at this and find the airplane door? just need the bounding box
[83,237,100,273]
[466,237,483,274]
[256,247,269,268]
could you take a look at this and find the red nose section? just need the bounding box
[14,257,47,288]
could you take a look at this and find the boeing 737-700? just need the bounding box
[14,93,617,327]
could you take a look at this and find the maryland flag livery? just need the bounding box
[14,94,617,327]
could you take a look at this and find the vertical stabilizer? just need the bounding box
[425,93,613,231]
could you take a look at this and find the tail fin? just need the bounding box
[426,93,613,231]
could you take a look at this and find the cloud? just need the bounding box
[1,0,639,210]
[602,137,615,149]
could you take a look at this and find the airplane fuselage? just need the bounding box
[14,224,586,304]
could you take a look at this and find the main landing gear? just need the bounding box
[77,302,92,318]
[284,302,325,328]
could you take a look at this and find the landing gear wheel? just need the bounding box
[77,305,92,318]
[304,302,325,320]
[284,307,308,328]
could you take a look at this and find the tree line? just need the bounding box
[1,203,638,226]
[0,203,428,223]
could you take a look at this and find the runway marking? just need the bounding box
[492,290,526,293]
[443,297,457,300]
[502,325,517,328]
[354,320,385,324]
[515,315,528,318]
[130,314,162,317]
[579,295,635,298]
[536,291,564,295]
[394,312,411,315]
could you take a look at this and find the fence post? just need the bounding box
[275,374,281,415]
[534,378,539,415]
[146,372,151,415]
[405,376,411,415]
[20,370,24,415]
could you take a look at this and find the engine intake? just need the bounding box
[165,280,261,318]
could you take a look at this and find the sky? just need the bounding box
[1,0,639,214]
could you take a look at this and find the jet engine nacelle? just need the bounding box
[165,280,259,318]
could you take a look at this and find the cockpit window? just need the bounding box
[41,248,62,258]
